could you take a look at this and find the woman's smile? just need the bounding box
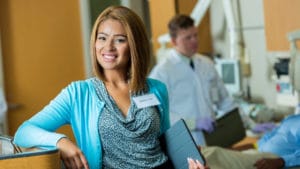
[102,52,117,62]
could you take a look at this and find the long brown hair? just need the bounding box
[90,6,151,93]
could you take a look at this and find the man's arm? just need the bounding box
[254,158,284,169]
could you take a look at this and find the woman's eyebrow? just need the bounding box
[113,34,127,38]
[97,32,127,38]
[97,32,107,36]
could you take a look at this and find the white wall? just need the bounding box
[0,32,8,134]
[210,0,293,115]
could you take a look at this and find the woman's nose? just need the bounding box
[103,39,115,51]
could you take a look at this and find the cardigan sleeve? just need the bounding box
[13,83,77,148]
[147,78,171,134]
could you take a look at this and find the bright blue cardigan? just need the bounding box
[14,78,170,169]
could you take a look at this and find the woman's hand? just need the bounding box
[56,138,89,169]
[188,158,210,169]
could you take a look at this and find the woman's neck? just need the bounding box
[104,70,128,85]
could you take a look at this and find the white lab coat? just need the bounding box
[149,49,237,145]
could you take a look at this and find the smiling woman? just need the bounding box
[12,6,205,169]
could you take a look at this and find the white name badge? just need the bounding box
[132,93,161,109]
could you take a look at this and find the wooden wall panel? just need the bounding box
[148,0,176,53]
[0,0,84,140]
[264,0,300,51]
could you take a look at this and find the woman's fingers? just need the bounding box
[57,138,89,169]
[188,157,205,169]
[79,153,89,169]
[188,158,196,169]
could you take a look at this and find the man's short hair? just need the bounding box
[168,14,194,38]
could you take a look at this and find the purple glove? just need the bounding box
[196,116,215,133]
[252,122,277,134]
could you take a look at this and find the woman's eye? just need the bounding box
[114,38,126,44]
[97,36,106,41]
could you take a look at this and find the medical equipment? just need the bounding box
[274,30,300,107]
[287,30,300,113]
[215,58,242,97]
[288,30,300,93]
[273,58,298,107]
[275,80,298,107]
[271,30,300,107]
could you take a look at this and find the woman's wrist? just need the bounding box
[56,137,68,149]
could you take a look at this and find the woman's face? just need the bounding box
[95,19,130,72]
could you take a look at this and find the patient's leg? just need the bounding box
[201,146,278,169]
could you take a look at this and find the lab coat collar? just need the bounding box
[171,49,195,65]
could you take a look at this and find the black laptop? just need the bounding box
[203,108,246,147]
[160,119,206,169]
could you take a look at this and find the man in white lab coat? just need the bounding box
[149,14,237,145]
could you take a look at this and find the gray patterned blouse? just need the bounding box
[92,79,168,169]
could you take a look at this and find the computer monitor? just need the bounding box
[214,58,241,96]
